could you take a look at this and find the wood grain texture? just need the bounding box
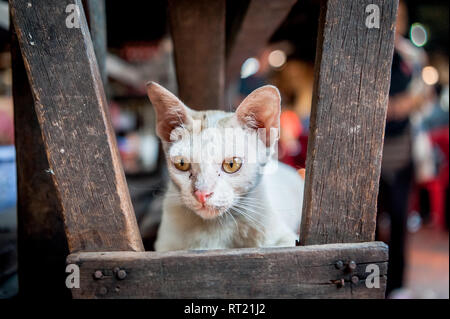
[226,0,297,84]
[11,19,71,298]
[300,0,398,245]
[10,0,144,253]
[168,0,225,110]
[68,242,388,299]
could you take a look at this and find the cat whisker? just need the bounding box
[238,201,300,214]
[225,209,239,230]
[232,205,267,219]
[230,206,266,234]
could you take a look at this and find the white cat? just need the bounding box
[146,82,304,251]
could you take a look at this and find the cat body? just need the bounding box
[156,160,303,251]
[146,82,304,251]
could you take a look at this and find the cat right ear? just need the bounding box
[146,82,191,142]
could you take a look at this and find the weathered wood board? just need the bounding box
[168,0,226,109]
[11,16,71,298]
[10,0,144,253]
[300,0,398,245]
[68,242,388,299]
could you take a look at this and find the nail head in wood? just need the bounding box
[116,269,127,280]
[351,275,359,285]
[93,270,103,279]
[335,260,344,269]
[348,261,357,271]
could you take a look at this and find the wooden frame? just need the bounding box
[69,242,388,299]
[10,0,398,299]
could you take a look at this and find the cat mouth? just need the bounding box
[195,206,224,220]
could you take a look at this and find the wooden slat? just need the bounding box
[226,0,297,84]
[11,19,71,298]
[67,242,388,298]
[167,0,225,110]
[300,0,398,245]
[9,0,144,253]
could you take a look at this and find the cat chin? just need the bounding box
[194,207,225,220]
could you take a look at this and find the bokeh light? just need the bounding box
[268,50,287,68]
[422,66,439,85]
[240,57,260,79]
[410,23,428,47]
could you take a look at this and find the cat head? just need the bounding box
[147,82,281,220]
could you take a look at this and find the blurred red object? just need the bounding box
[410,125,449,229]
[279,110,309,169]
[0,109,14,145]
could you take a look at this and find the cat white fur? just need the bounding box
[147,82,304,251]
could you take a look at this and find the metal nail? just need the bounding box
[116,269,127,280]
[93,270,103,279]
[335,260,344,269]
[347,260,357,271]
[351,275,359,284]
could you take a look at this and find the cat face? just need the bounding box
[147,82,281,220]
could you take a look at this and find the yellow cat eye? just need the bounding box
[173,156,191,171]
[222,157,242,174]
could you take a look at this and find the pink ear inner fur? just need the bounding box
[235,85,281,146]
[146,82,190,142]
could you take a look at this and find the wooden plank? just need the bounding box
[225,0,251,58]
[11,19,71,298]
[67,242,388,298]
[300,0,398,245]
[9,0,144,253]
[167,0,225,110]
[226,0,297,84]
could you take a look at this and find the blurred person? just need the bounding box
[410,56,449,229]
[377,0,435,297]
[378,51,414,297]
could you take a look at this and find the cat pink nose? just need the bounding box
[194,190,213,204]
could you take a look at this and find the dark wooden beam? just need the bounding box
[300,0,398,245]
[11,17,70,298]
[9,0,144,253]
[68,242,388,298]
[226,0,297,85]
[167,0,225,110]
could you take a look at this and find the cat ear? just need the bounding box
[235,85,281,146]
[146,82,191,142]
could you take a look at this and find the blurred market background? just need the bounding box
[0,0,448,298]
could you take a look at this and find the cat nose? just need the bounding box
[194,190,213,204]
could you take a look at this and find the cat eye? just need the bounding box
[173,156,191,171]
[222,157,242,174]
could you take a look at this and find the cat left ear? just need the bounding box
[235,85,281,146]
[146,82,191,142]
